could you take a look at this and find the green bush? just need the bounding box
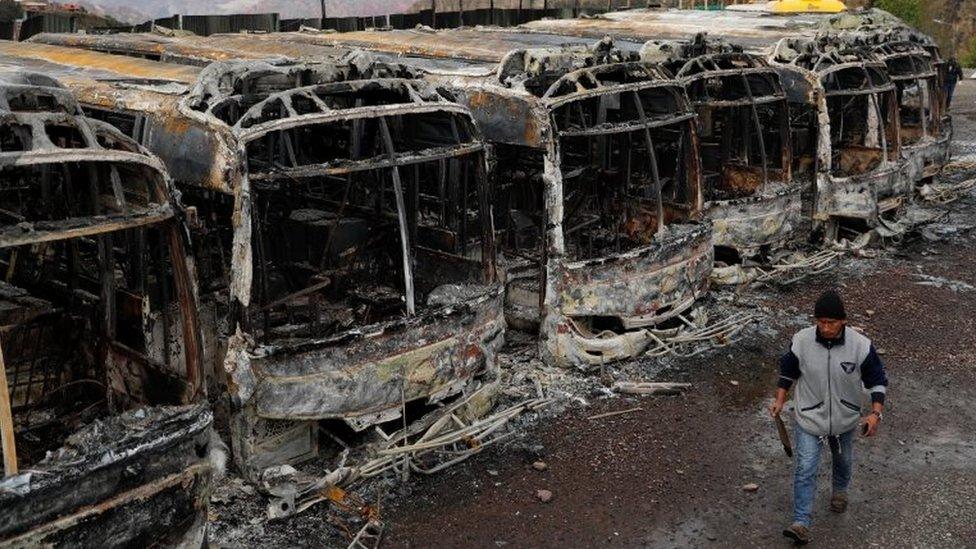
[963,37,976,69]
[873,0,923,28]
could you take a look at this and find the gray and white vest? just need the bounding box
[791,326,871,436]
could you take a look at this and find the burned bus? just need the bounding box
[0,42,504,478]
[816,29,951,184]
[521,7,946,237]
[240,30,714,367]
[771,39,907,239]
[640,34,801,260]
[0,71,211,546]
[28,30,716,368]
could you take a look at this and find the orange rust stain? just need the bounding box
[463,343,483,362]
[467,91,494,110]
[719,165,765,195]
[524,114,540,145]
[0,42,199,83]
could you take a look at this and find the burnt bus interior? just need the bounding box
[185,65,494,343]
[677,55,788,200]
[644,36,792,204]
[873,44,940,149]
[794,50,900,180]
[494,60,700,271]
[0,84,200,471]
[785,96,820,188]
[824,68,899,179]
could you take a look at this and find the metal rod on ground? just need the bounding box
[400,375,409,483]
[0,336,18,477]
[612,381,692,395]
[588,407,643,420]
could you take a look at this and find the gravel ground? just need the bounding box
[209,80,976,549]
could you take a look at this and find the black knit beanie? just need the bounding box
[814,290,846,320]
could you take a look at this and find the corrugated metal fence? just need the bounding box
[21,2,673,40]
[133,13,280,36]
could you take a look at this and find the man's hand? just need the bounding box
[861,413,880,437]
[769,388,788,418]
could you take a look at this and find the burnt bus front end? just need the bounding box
[7,44,507,476]
[173,62,504,476]
[813,24,953,183]
[446,50,711,368]
[0,72,211,547]
[872,43,951,182]
[773,43,906,238]
[648,39,803,260]
[541,66,712,367]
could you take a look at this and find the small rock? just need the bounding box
[742,483,759,492]
[532,461,548,471]
[488,469,498,476]
[865,309,875,317]
[676,469,685,475]
[706,533,718,541]
[536,489,553,503]
[730,380,740,386]
[877,348,887,355]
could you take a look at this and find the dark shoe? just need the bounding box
[783,522,812,545]
[830,491,848,513]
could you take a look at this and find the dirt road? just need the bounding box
[376,81,976,548]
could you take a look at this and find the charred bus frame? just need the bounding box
[869,40,948,182]
[771,40,905,239]
[250,30,713,367]
[0,42,504,478]
[0,71,211,547]
[814,29,951,183]
[37,30,717,368]
[641,35,801,260]
[483,44,711,367]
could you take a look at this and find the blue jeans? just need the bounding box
[792,425,854,527]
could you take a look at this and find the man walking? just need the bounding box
[769,291,888,545]
[946,57,964,108]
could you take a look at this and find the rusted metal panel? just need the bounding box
[29,32,269,65]
[0,41,200,83]
[546,222,713,366]
[555,222,712,321]
[249,28,600,63]
[709,185,803,252]
[520,8,830,47]
[245,287,505,423]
